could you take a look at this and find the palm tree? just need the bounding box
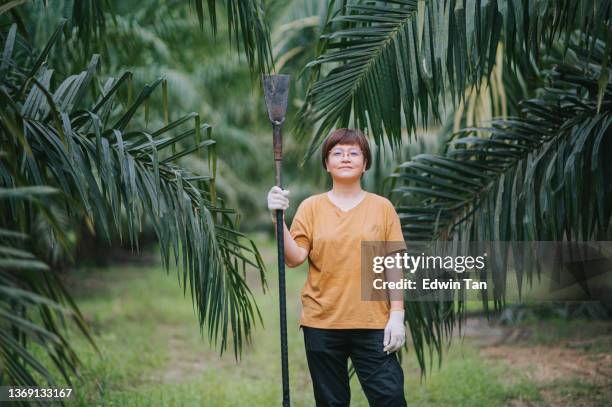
[0,0,274,387]
[392,40,611,369]
[291,0,611,372]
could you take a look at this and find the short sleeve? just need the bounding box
[385,200,407,252]
[290,199,312,252]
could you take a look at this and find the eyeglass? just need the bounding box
[329,148,362,158]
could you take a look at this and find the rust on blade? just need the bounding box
[263,74,290,123]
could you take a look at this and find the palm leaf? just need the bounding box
[388,37,612,372]
[0,185,95,388]
[73,0,273,74]
[1,20,267,387]
[297,0,611,159]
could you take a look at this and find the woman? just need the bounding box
[267,128,408,406]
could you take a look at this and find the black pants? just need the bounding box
[302,326,407,407]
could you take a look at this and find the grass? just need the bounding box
[32,236,608,406]
[539,378,610,406]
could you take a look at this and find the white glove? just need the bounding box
[267,186,290,223]
[383,310,406,354]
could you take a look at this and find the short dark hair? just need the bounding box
[321,128,372,171]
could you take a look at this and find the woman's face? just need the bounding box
[325,143,367,182]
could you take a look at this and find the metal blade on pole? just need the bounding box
[263,74,291,407]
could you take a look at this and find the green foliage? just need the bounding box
[0,185,94,388]
[5,0,273,75]
[392,39,612,242]
[0,17,267,387]
[389,37,611,373]
[297,0,611,159]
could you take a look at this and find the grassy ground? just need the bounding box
[43,236,610,406]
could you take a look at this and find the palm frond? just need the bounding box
[222,0,274,74]
[388,37,612,372]
[297,0,611,159]
[1,20,267,386]
[11,0,273,74]
[0,187,95,387]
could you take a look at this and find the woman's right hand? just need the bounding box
[267,186,290,223]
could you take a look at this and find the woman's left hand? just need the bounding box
[383,310,406,354]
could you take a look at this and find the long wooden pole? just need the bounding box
[263,74,291,407]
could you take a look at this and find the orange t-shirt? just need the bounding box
[289,192,406,329]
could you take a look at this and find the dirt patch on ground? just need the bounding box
[151,325,241,384]
[463,318,612,406]
[160,334,208,383]
[482,344,612,385]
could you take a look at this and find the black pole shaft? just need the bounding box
[273,124,290,407]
